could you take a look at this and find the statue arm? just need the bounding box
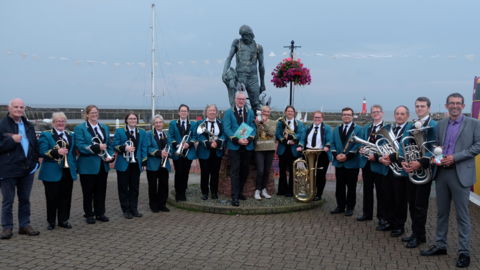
[222,39,238,83]
[258,45,266,93]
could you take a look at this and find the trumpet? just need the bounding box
[400,124,434,185]
[196,121,224,150]
[277,115,295,137]
[53,139,69,168]
[124,139,136,163]
[161,145,171,168]
[91,136,114,161]
[174,131,191,157]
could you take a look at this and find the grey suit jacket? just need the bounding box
[433,115,480,187]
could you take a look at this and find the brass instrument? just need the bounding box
[375,124,403,177]
[53,139,70,168]
[161,145,171,168]
[350,134,379,158]
[123,139,137,163]
[196,121,224,150]
[292,149,323,203]
[91,136,114,161]
[174,131,191,157]
[400,124,434,185]
[277,115,295,136]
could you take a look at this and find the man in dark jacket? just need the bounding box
[0,98,40,240]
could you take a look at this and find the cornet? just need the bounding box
[196,121,224,150]
[91,136,114,161]
[53,139,70,168]
[174,131,191,157]
[161,145,170,168]
[123,139,136,163]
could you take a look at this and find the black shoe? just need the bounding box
[276,192,285,196]
[376,223,393,231]
[201,194,208,200]
[86,217,96,224]
[238,194,246,200]
[420,245,447,256]
[47,223,55,230]
[330,207,345,214]
[175,194,180,202]
[345,209,353,216]
[58,222,72,229]
[160,206,170,212]
[231,198,239,206]
[151,208,160,213]
[124,212,133,219]
[180,193,187,201]
[212,193,218,199]
[390,229,405,237]
[356,215,373,221]
[406,237,426,248]
[313,196,320,201]
[402,234,414,242]
[96,215,109,222]
[285,193,293,197]
[132,211,142,217]
[456,253,470,268]
[378,219,387,226]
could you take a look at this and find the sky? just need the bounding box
[1,0,478,115]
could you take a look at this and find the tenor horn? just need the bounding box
[349,134,379,158]
[292,149,323,203]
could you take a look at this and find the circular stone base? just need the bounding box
[167,184,325,215]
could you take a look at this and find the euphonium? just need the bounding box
[174,131,191,157]
[277,115,295,137]
[161,145,170,168]
[400,123,434,185]
[53,139,69,168]
[292,149,323,203]
[375,124,403,177]
[349,134,379,158]
[123,139,136,163]
[91,136,114,161]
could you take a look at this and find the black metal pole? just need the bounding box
[289,82,293,106]
[283,40,300,107]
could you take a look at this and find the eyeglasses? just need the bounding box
[236,98,246,101]
[371,111,383,114]
[54,120,66,124]
[342,114,353,117]
[313,117,323,119]
[447,102,463,106]
[179,110,189,113]
[127,118,137,120]
[89,112,98,115]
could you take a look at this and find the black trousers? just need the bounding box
[406,178,432,238]
[255,151,275,190]
[278,146,295,195]
[335,166,359,210]
[116,163,140,213]
[361,161,386,219]
[146,167,169,210]
[229,148,252,199]
[383,171,408,230]
[42,168,74,224]
[199,149,222,195]
[173,157,193,196]
[80,162,108,218]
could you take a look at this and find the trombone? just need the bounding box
[91,136,114,161]
[53,139,70,168]
[174,131,191,157]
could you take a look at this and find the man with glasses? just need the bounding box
[420,93,480,268]
[330,107,363,216]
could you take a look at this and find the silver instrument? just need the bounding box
[53,139,70,168]
[123,139,137,163]
[350,133,379,158]
[400,124,434,185]
[91,136,114,161]
[375,124,403,177]
[174,131,191,157]
[161,145,171,168]
[196,121,224,150]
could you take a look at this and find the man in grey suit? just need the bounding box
[420,93,480,268]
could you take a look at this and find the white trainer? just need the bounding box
[261,189,271,199]
[254,190,262,200]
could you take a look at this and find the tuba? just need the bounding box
[375,124,403,176]
[174,131,191,157]
[91,136,114,161]
[197,121,224,150]
[53,139,70,168]
[400,123,434,185]
[292,149,323,203]
[277,115,295,137]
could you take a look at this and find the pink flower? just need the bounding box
[297,59,301,63]
[287,57,292,61]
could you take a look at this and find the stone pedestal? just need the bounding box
[218,150,276,197]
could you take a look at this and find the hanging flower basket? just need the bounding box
[271,57,312,88]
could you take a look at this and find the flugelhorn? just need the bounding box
[292,149,323,203]
[196,121,224,150]
[124,139,136,163]
[161,145,170,168]
[53,139,69,168]
[174,131,191,157]
[91,136,114,161]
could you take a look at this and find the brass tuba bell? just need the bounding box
[292,149,323,202]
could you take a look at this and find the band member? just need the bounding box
[357,105,389,226]
[169,104,197,202]
[0,99,40,239]
[113,112,148,219]
[396,97,437,248]
[253,105,276,200]
[297,111,332,201]
[38,112,77,230]
[275,106,303,197]
[329,107,362,216]
[146,115,172,213]
[74,105,115,224]
[377,106,409,237]
[196,104,226,200]
[223,91,256,206]
[421,93,480,269]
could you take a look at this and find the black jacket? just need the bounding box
[0,113,39,178]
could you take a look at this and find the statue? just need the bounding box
[222,25,266,112]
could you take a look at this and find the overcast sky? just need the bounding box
[1,0,478,114]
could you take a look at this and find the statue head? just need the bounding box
[239,25,254,44]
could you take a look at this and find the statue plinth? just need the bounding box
[218,150,276,197]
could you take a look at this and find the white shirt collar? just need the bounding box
[54,128,65,135]
[88,120,98,129]
[420,115,429,124]
[396,122,407,129]
[236,106,244,112]
[128,126,136,133]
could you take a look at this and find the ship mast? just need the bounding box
[151,4,155,121]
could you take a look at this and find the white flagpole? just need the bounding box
[151,4,156,121]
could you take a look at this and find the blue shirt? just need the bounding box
[16,119,38,174]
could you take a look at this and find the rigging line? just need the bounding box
[118,66,145,107]
[154,51,176,108]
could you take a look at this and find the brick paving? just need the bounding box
[0,170,479,269]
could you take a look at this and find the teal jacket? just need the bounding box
[330,123,363,169]
[359,121,389,176]
[38,129,77,181]
[196,118,226,160]
[74,121,114,175]
[275,118,304,157]
[223,107,256,151]
[113,127,148,172]
[146,129,173,172]
[298,123,333,162]
[168,119,197,160]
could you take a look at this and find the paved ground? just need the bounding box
[0,170,478,269]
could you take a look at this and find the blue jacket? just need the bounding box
[330,123,363,169]
[196,118,227,160]
[168,119,197,160]
[298,123,333,162]
[74,121,114,175]
[275,118,304,157]
[359,121,389,176]
[398,117,437,177]
[113,127,148,172]
[146,129,173,172]
[38,129,77,181]
[223,107,256,151]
